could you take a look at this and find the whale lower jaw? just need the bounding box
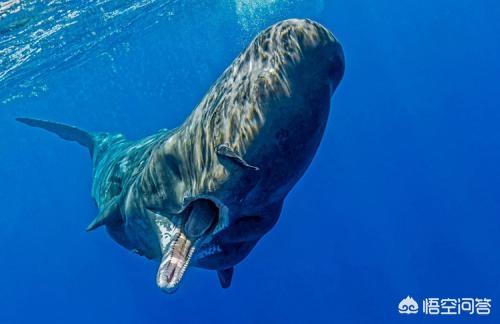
[156,228,197,293]
[154,198,221,292]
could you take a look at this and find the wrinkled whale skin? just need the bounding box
[18,19,344,292]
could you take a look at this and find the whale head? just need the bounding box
[126,19,344,293]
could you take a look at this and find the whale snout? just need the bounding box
[322,32,345,95]
[273,19,345,95]
[235,20,344,202]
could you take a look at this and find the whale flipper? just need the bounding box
[86,196,122,231]
[16,117,95,154]
[217,267,234,289]
[216,144,259,171]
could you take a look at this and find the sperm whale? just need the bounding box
[18,19,345,293]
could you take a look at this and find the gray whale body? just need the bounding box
[18,19,344,293]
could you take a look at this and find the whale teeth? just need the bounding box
[156,231,196,293]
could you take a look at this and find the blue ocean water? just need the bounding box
[1,0,500,323]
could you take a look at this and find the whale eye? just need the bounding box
[275,129,289,142]
[275,129,291,153]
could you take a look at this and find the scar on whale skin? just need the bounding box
[17,19,344,293]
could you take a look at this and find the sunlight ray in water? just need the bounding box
[0,0,177,102]
[234,0,324,32]
[0,0,324,103]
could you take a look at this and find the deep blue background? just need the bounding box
[1,1,500,323]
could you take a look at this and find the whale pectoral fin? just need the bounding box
[86,196,122,231]
[216,144,259,171]
[217,267,234,289]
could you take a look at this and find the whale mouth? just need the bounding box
[156,229,196,293]
[156,199,218,293]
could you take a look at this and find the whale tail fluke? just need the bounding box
[16,117,95,154]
